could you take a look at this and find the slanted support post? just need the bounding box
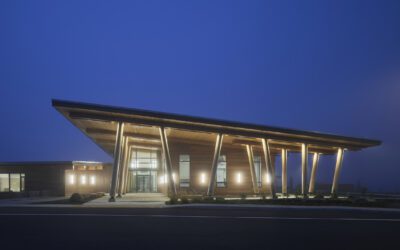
[122,145,132,194]
[281,149,288,196]
[301,143,309,197]
[117,136,129,197]
[331,148,344,197]
[261,139,276,198]
[308,152,320,194]
[246,145,259,194]
[159,127,177,197]
[109,122,124,202]
[207,133,223,197]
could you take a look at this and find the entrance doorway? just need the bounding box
[128,171,157,193]
[126,149,160,193]
[136,174,152,192]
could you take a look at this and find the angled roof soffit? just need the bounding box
[52,99,381,153]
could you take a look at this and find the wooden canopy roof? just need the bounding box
[52,99,381,156]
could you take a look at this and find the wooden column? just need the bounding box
[281,148,288,196]
[159,127,177,197]
[122,145,132,194]
[117,136,130,197]
[331,148,344,197]
[246,145,259,194]
[109,122,124,202]
[207,133,223,196]
[301,143,308,196]
[308,152,320,194]
[261,139,276,198]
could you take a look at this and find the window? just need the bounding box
[254,156,262,187]
[131,150,158,169]
[216,155,227,187]
[0,174,9,192]
[0,173,25,192]
[179,154,190,187]
[10,174,21,192]
[20,174,25,192]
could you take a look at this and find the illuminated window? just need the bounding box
[90,175,96,185]
[254,156,262,187]
[80,175,87,185]
[216,155,227,187]
[0,174,9,192]
[179,154,190,187]
[0,173,25,192]
[131,150,158,169]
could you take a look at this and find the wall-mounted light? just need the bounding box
[90,175,96,185]
[236,173,242,184]
[80,175,87,185]
[266,173,271,184]
[68,174,75,185]
[200,173,206,184]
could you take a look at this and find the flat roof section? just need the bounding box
[0,161,107,167]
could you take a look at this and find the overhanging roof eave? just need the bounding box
[52,99,381,150]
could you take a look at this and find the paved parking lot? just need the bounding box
[0,205,399,249]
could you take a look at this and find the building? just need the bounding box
[0,161,110,197]
[0,99,381,200]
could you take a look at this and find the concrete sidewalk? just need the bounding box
[84,193,169,208]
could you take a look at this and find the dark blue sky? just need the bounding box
[1,1,399,192]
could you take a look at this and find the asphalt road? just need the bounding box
[0,205,399,250]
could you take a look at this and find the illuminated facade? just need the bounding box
[0,100,381,199]
[52,99,380,201]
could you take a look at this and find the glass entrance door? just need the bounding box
[127,170,158,193]
[136,174,152,192]
[127,149,160,193]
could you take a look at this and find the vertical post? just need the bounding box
[281,148,288,196]
[109,122,124,202]
[331,148,344,197]
[122,145,132,194]
[159,127,177,197]
[308,152,320,194]
[246,145,259,194]
[261,139,276,198]
[117,136,129,197]
[301,143,308,196]
[207,133,223,196]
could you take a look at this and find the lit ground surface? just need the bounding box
[0,205,399,249]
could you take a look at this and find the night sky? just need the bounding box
[1,1,399,192]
